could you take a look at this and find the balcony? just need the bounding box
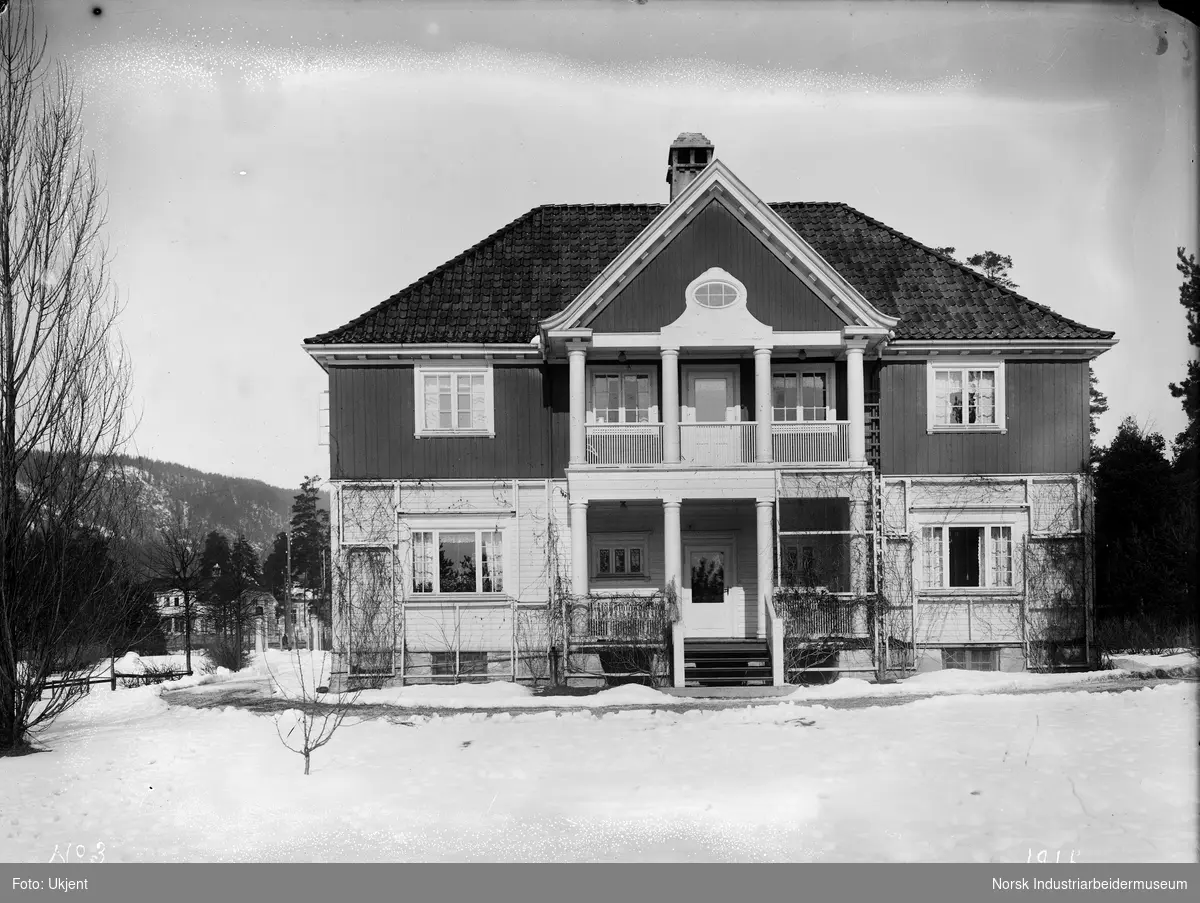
[680,422,756,466]
[586,424,664,465]
[582,421,850,466]
[771,421,849,465]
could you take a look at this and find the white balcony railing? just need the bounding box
[772,421,849,465]
[581,421,852,466]
[679,422,757,466]
[585,423,664,465]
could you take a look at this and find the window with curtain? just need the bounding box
[922,524,1016,589]
[931,366,999,427]
[592,373,652,423]
[415,366,493,435]
[410,529,504,594]
[772,370,830,421]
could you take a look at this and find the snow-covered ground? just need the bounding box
[2,651,1195,862]
[1106,651,1199,676]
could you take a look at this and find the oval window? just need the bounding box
[693,280,739,308]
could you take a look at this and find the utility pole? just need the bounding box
[285,531,294,649]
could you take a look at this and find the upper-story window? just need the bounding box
[772,367,834,422]
[685,267,747,311]
[694,280,739,309]
[926,360,1005,432]
[589,370,659,423]
[414,363,494,437]
[593,373,652,423]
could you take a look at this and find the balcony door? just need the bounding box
[682,367,740,465]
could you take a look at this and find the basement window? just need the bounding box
[431,651,488,678]
[942,647,1000,671]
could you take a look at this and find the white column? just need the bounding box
[568,343,587,466]
[846,339,867,466]
[570,499,589,596]
[663,498,682,597]
[756,498,774,637]
[754,347,773,464]
[661,347,680,464]
[664,498,685,688]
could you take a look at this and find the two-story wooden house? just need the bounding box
[305,134,1116,689]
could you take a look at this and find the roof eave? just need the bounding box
[882,337,1118,359]
[303,342,544,371]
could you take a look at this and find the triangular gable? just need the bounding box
[540,159,899,335]
[586,198,847,334]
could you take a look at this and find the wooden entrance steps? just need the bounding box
[683,638,774,687]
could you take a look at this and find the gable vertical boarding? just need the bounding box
[587,200,845,334]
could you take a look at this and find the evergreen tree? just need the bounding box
[200,530,231,581]
[1093,417,1192,623]
[964,250,1018,288]
[1168,247,1199,467]
[262,532,289,604]
[286,477,331,643]
[1089,368,1109,442]
[289,476,329,591]
[937,247,1018,289]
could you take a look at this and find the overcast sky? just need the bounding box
[39,0,1199,489]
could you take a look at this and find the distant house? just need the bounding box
[152,584,207,649]
[154,584,282,651]
[304,133,1116,688]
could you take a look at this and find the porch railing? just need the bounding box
[772,421,849,465]
[775,591,872,639]
[580,421,851,466]
[679,422,757,466]
[586,423,664,465]
[568,592,673,645]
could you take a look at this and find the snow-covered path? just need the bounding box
[1,670,1194,862]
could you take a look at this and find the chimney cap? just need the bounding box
[670,131,714,151]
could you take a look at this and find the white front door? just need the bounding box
[682,544,735,637]
[683,369,739,465]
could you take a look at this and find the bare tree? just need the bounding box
[144,506,204,674]
[267,648,361,775]
[0,3,137,752]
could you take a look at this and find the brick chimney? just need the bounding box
[665,132,714,201]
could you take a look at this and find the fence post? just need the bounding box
[110,652,117,692]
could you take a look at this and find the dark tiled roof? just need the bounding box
[305,202,1114,345]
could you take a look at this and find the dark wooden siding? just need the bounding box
[329,365,568,480]
[879,359,1090,475]
[588,200,846,333]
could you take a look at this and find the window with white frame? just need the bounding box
[592,372,654,423]
[411,529,505,594]
[414,364,494,436]
[772,368,834,421]
[921,525,1014,589]
[685,268,747,311]
[693,280,739,309]
[592,534,648,579]
[927,360,1005,431]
